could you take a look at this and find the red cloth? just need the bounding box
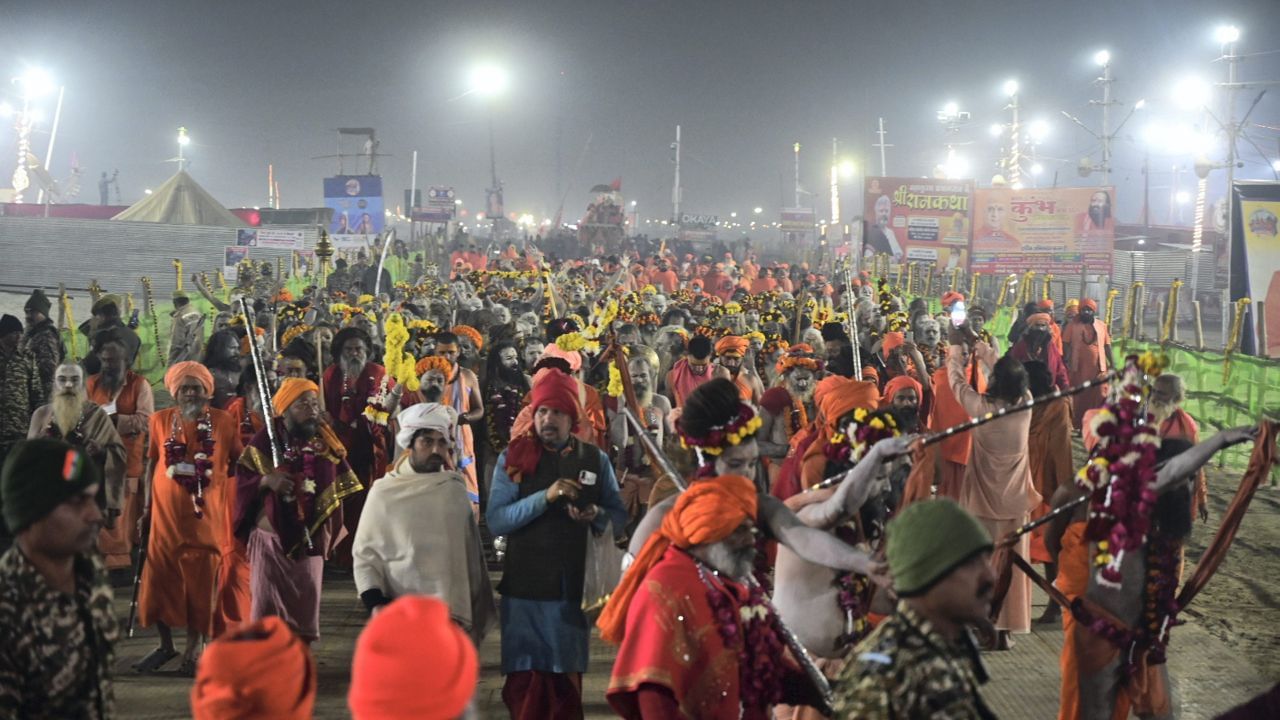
[666,357,713,408]
[929,362,984,465]
[505,369,580,482]
[881,331,905,359]
[503,671,583,720]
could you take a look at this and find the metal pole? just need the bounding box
[37,85,65,206]
[876,118,888,176]
[793,141,801,207]
[1101,62,1111,186]
[830,137,839,225]
[409,149,418,252]
[1223,38,1239,301]
[671,125,682,226]
[1009,93,1021,187]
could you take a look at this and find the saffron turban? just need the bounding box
[164,361,214,398]
[820,379,881,434]
[715,335,749,357]
[452,324,484,351]
[272,378,319,417]
[191,616,316,720]
[1037,298,1055,310]
[881,331,906,359]
[1027,312,1053,326]
[396,402,459,450]
[348,596,478,720]
[941,291,964,308]
[880,375,923,408]
[1081,298,1099,312]
[541,342,583,372]
[415,355,452,377]
[597,474,758,644]
[814,374,849,409]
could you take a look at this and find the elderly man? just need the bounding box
[758,345,822,471]
[20,288,63,402]
[89,336,155,570]
[834,499,997,718]
[604,475,823,718]
[354,402,495,643]
[134,361,243,675]
[608,353,672,534]
[168,291,206,365]
[0,439,118,718]
[235,378,360,642]
[1063,298,1114,429]
[1149,373,1209,522]
[322,326,390,565]
[28,362,126,528]
[434,331,485,509]
[487,368,628,719]
[80,295,141,377]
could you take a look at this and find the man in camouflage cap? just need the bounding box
[833,498,998,719]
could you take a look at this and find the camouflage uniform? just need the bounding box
[19,318,64,403]
[0,547,118,719]
[832,601,997,719]
[0,346,43,463]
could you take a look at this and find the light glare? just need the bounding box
[469,64,509,97]
[1003,79,1019,97]
[1215,25,1240,44]
[1094,50,1111,67]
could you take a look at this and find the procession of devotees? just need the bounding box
[0,238,1275,719]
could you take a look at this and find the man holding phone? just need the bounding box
[486,367,629,719]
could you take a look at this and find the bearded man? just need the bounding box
[354,402,496,644]
[434,331,485,510]
[713,335,764,404]
[235,378,360,642]
[758,345,821,480]
[134,362,243,676]
[911,315,946,375]
[1063,299,1114,429]
[87,337,155,569]
[608,354,672,534]
[201,329,244,410]
[485,342,531,478]
[1009,311,1070,391]
[451,325,484,374]
[20,288,63,401]
[322,326,391,565]
[487,368,628,720]
[27,362,126,527]
[665,334,715,407]
[79,295,141,377]
[168,291,206,365]
[1149,374,1208,522]
[604,476,823,719]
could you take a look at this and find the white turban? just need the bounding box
[395,402,459,450]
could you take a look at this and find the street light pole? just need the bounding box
[1098,54,1113,185]
[671,124,682,227]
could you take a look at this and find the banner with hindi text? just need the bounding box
[863,177,972,269]
[971,186,1114,274]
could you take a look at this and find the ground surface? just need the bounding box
[111,455,1278,719]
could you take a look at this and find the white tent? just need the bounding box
[112,171,245,227]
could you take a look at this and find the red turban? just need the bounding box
[191,617,315,720]
[941,291,964,308]
[1081,298,1099,312]
[820,379,881,434]
[164,361,214,399]
[1027,312,1053,326]
[272,378,319,417]
[880,375,923,408]
[881,331,906,359]
[505,369,580,482]
[348,596,478,720]
[715,335,749,357]
[1037,298,1055,310]
[598,475,758,643]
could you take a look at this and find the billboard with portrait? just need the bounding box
[863,177,973,269]
[324,175,384,249]
[1230,182,1280,357]
[971,186,1115,274]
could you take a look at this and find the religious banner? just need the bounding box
[780,207,814,245]
[223,246,249,281]
[971,186,1115,274]
[234,228,305,250]
[1230,182,1280,357]
[863,177,973,268]
[324,175,384,249]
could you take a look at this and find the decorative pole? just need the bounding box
[140,276,165,370]
[315,229,335,289]
[173,259,183,291]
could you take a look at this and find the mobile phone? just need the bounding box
[951,301,967,327]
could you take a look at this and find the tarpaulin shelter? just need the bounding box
[112,170,245,227]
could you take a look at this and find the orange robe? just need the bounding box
[1056,522,1089,720]
[928,362,984,500]
[1160,409,1207,520]
[445,370,480,504]
[214,396,264,636]
[87,371,153,570]
[1027,397,1075,563]
[138,407,243,636]
[1063,319,1111,428]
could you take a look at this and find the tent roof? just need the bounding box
[112,171,245,227]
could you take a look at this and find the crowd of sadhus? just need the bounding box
[0,242,1275,720]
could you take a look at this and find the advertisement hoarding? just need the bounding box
[324,175,384,249]
[863,177,972,269]
[1231,182,1280,356]
[971,186,1115,274]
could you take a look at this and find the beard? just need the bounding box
[411,453,448,474]
[497,364,526,387]
[180,399,207,421]
[788,380,815,405]
[635,383,654,408]
[340,356,365,379]
[701,541,756,580]
[99,366,125,394]
[1024,329,1049,351]
[1148,399,1176,427]
[893,405,921,433]
[422,384,444,403]
[52,391,84,435]
[1089,205,1108,226]
[287,418,318,441]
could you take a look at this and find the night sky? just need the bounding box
[3,0,1277,227]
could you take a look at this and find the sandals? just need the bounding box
[132,647,178,673]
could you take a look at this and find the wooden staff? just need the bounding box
[140,277,164,370]
[1193,300,1204,349]
[969,271,979,303]
[173,259,183,291]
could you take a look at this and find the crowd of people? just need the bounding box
[0,237,1274,719]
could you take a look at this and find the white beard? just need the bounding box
[52,392,84,435]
